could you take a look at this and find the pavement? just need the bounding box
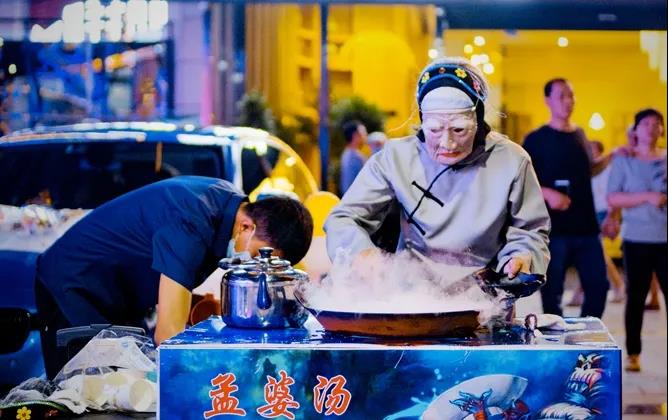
[516,268,667,420]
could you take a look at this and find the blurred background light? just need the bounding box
[26,0,168,44]
[470,54,489,67]
[589,112,605,130]
[62,1,85,43]
[474,35,486,46]
[482,63,495,74]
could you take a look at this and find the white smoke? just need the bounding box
[300,248,508,324]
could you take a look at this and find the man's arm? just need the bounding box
[608,191,667,209]
[541,186,571,210]
[155,274,192,345]
[326,151,395,260]
[591,154,613,176]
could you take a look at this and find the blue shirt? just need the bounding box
[340,148,366,195]
[37,176,246,324]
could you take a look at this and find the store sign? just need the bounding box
[30,0,168,44]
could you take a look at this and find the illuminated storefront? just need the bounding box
[0,0,172,133]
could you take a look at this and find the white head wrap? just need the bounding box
[420,87,474,113]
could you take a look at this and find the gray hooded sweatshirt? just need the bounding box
[325,132,551,274]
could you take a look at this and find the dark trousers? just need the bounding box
[623,241,667,356]
[35,279,73,379]
[35,277,114,379]
[541,235,609,318]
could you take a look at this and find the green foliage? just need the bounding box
[330,96,385,151]
[237,91,276,133]
[275,114,316,149]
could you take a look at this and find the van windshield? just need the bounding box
[0,141,223,209]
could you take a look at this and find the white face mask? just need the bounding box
[421,112,477,165]
[226,224,256,260]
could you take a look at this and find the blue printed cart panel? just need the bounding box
[158,316,621,419]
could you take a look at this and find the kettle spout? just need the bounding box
[256,273,272,310]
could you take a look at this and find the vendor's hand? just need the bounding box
[544,188,571,211]
[351,248,386,281]
[358,248,382,259]
[504,256,531,279]
[353,247,384,266]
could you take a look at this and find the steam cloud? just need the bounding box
[300,248,508,324]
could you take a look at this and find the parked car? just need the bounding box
[0,122,319,388]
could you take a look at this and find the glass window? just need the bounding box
[240,140,318,202]
[0,141,223,209]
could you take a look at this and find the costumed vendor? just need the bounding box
[36,176,313,378]
[325,57,551,278]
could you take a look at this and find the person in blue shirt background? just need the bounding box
[35,176,313,378]
[339,120,368,196]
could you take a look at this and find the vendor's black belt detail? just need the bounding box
[405,166,456,236]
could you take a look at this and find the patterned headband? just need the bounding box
[416,64,488,105]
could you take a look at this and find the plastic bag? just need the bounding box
[54,328,157,413]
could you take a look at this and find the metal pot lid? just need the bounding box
[219,247,306,282]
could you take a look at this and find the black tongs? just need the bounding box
[474,268,546,299]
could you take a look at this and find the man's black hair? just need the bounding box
[544,78,568,97]
[634,108,664,130]
[244,196,314,264]
[342,120,363,144]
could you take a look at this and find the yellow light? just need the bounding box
[558,37,569,47]
[8,64,17,75]
[471,55,485,67]
[285,156,297,167]
[428,48,439,59]
[482,63,495,74]
[589,113,605,131]
[92,58,103,72]
[463,44,473,54]
[473,36,486,46]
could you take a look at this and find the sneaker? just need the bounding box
[625,355,641,372]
